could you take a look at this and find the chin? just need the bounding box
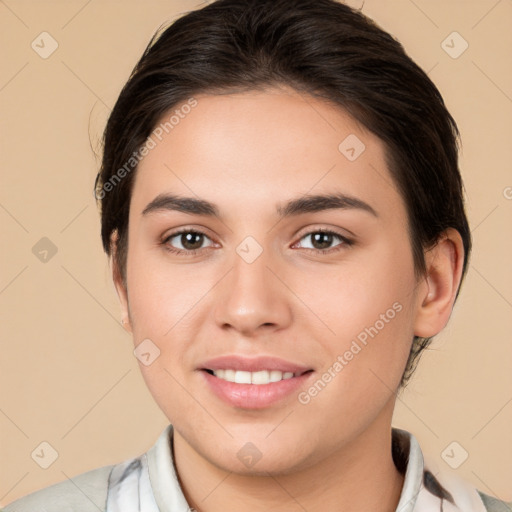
[201,435,318,477]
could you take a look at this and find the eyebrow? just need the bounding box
[141,192,378,219]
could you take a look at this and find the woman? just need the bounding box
[4,0,510,511]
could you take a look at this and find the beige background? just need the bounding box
[1,0,511,506]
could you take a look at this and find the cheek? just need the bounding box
[303,244,415,339]
[293,290,414,439]
[126,247,212,337]
[125,248,217,415]
[301,243,417,390]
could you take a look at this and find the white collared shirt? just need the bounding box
[4,425,510,512]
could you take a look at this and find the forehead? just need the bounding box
[131,87,404,221]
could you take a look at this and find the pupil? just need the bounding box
[313,232,332,249]
[182,232,203,250]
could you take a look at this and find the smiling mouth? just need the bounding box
[203,369,313,385]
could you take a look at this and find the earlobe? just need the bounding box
[413,228,465,338]
[115,280,132,334]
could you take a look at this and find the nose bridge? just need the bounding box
[213,238,291,333]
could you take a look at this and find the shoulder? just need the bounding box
[3,464,113,512]
[478,491,512,512]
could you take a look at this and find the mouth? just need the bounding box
[202,368,313,384]
[198,356,315,409]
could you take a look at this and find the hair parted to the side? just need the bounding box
[95,0,472,388]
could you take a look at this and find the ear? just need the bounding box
[111,231,132,334]
[413,228,465,338]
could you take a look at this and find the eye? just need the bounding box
[294,229,352,253]
[161,227,352,256]
[163,229,215,254]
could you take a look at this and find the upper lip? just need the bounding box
[199,355,313,374]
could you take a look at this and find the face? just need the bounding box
[116,86,427,475]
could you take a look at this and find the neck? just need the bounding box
[173,407,404,512]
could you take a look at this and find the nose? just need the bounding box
[213,246,293,336]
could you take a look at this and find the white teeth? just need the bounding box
[269,370,282,382]
[234,370,252,384]
[224,369,236,382]
[211,369,297,384]
[251,370,270,384]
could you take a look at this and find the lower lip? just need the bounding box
[201,370,313,409]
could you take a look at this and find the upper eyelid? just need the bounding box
[163,228,217,248]
[163,226,215,241]
[292,229,351,249]
[164,227,351,248]
[295,226,352,239]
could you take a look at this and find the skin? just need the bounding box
[113,86,464,512]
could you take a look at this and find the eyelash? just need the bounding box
[161,228,353,256]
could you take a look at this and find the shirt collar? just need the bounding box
[146,424,190,511]
[107,423,485,512]
[392,428,425,512]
